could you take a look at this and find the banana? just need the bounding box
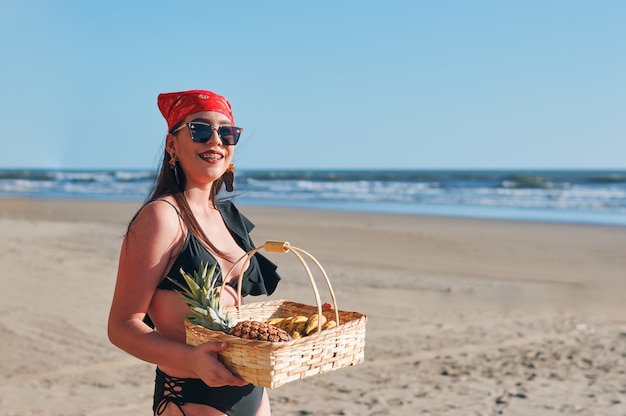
[286,315,309,333]
[266,317,286,327]
[304,313,328,335]
[269,314,333,336]
[267,317,295,331]
[278,317,294,331]
[290,321,306,336]
[284,320,297,333]
[322,319,337,330]
[292,315,309,324]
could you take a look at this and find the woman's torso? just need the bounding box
[147,198,253,378]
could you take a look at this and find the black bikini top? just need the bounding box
[155,199,280,297]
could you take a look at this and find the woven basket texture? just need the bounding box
[185,299,366,388]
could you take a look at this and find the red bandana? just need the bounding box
[157,90,235,131]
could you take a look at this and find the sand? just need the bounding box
[1,198,625,416]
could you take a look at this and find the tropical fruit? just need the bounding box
[169,262,232,332]
[170,262,291,342]
[304,313,328,335]
[228,320,291,342]
[266,313,337,339]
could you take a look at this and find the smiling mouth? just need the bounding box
[199,152,223,161]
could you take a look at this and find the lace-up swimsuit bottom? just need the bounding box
[153,368,263,416]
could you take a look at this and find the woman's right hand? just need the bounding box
[189,342,249,387]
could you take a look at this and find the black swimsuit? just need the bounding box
[157,199,280,296]
[151,199,280,416]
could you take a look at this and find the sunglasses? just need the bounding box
[172,122,242,146]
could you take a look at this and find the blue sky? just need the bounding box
[1,1,624,170]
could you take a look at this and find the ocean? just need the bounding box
[1,169,625,226]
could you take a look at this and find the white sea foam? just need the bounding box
[1,169,625,225]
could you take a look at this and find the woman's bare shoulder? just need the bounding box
[127,197,184,241]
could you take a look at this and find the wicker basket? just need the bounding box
[185,241,367,388]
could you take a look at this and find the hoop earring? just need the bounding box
[169,154,180,186]
[223,164,235,192]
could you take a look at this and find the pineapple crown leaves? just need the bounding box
[167,261,232,333]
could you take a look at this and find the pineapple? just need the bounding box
[171,262,291,342]
[169,262,232,332]
[229,320,291,342]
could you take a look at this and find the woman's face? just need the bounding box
[166,110,235,187]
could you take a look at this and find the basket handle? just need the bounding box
[220,241,341,333]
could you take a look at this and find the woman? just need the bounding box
[108,90,281,416]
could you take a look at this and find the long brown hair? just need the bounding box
[127,146,230,260]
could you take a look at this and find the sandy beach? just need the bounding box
[1,198,625,416]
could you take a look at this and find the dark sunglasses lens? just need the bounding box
[217,127,240,145]
[188,123,241,145]
[188,123,213,143]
